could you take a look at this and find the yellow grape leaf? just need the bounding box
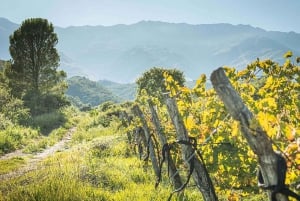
[215,135,225,143]
[181,86,190,93]
[256,112,277,137]
[231,121,240,137]
[184,115,195,130]
[282,124,296,141]
[228,192,239,201]
[283,50,293,58]
[260,97,277,110]
[237,69,248,77]
[219,164,225,171]
[196,74,206,85]
[264,76,275,90]
[240,192,249,197]
[295,153,300,164]
[286,171,298,184]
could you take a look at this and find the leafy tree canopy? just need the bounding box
[6,18,68,115]
[136,67,185,102]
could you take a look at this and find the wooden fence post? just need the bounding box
[119,110,133,144]
[147,99,183,190]
[165,96,218,201]
[210,67,288,201]
[132,104,160,179]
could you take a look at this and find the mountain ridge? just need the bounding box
[1,17,300,83]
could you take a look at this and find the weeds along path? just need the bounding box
[0,127,76,181]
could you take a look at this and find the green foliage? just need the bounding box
[136,67,185,103]
[0,113,13,130]
[0,107,77,155]
[98,101,115,112]
[67,76,120,107]
[0,126,39,154]
[98,80,137,101]
[8,18,60,93]
[0,112,167,201]
[28,110,67,135]
[0,65,29,124]
[7,18,68,115]
[0,157,26,175]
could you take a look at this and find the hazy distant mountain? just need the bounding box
[0,18,18,58]
[1,18,300,83]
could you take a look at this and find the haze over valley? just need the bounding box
[1,17,300,83]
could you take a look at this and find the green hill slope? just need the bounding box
[98,80,137,101]
[66,76,120,107]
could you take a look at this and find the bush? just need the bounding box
[29,111,66,135]
[0,125,39,155]
[0,113,13,130]
[0,127,23,154]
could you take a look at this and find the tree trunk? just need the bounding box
[210,67,288,201]
[147,99,183,189]
[132,104,160,179]
[165,96,218,201]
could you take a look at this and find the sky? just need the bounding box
[1,0,300,33]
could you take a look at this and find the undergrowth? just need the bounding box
[0,107,78,155]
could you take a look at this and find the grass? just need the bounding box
[0,126,39,155]
[0,107,79,156]
[0,140,173,201]
[0,157,26,175]
[23,127,69,154]
[0,111,204,201]
[0,106,269,201]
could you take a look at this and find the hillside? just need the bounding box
[1,18,300,82]
[67,77,203,107]
[98,80,137,101]
[66,76,120,107]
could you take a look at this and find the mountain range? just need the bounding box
[1,17,300,83]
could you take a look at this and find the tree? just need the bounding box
[7,18,68,115]
[136,67,185,103]
[0,61,29,125]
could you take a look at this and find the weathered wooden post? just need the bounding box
[132,104,160,179]
[165,95,218,201]
[134,126,147,160]
[119,110,133,144]
[147,99,183,190]
[210,67,288,201]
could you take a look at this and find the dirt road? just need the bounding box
[0,127,76,181]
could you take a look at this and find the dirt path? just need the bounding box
[0,127,76,181]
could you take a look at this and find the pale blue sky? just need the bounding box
[1,0,300,32]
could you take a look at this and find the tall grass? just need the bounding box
[0,107,79,155]
[0,108,203,201]
[0,142,173,201]
[0,126,39,155]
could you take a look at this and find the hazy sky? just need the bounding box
[1,0,300,32]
